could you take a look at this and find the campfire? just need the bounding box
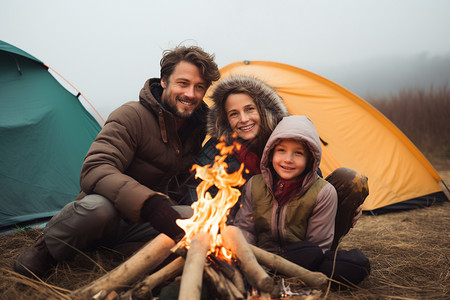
[70,138,328,300]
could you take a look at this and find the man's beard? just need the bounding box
[164,96,196,119]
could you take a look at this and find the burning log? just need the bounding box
[249,244,328,289]
[178,232,210,300]
[71,233,175,299]
[221,226,274,294]
[209,253,234,279]
[208,254,246,295]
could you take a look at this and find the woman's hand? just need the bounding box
[351,205,363,228]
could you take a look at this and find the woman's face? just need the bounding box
[225,93,261,141]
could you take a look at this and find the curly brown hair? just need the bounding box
[160,45,220,88]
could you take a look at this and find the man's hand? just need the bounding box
[141,195,185,242]
[351,205,363,228]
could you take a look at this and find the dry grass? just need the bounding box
[334,190,450,299]
[0,229,126,300]
[1,171,448,299]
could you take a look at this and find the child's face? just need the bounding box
[272,139,309,181]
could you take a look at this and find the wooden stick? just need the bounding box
[218,269,245,300]
[229,263,246,295]
[171,240,188,257]
[122,256,185,300]
[178,232,210,300]
[204,264,229,298]
[249,244,328,288]
[209,260,246,295]
[221,226,274,293]
[72,233,175,299]
[208,253,235,279]
[104,291,119,300]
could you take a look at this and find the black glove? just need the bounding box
[141,195,185,242]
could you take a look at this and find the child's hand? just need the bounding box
[351,205,363,228]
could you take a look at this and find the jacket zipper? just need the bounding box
[275,181,285,254]
[276,204,285,254]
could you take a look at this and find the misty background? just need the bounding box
[2,0,450,122]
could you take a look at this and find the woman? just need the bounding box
[182,75,368,250]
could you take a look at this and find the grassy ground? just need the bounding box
[334,165,449,299]
[1,167,448,300]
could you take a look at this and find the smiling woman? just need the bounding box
[208,75,289,159]
[224,93,261,142]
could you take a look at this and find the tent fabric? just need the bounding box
[0,41,42,64]
[213,61,447,211]
[0,41,101,228]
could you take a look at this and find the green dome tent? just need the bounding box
[214,61,448,213]
[0,41,101,229]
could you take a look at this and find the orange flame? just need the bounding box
[176,137,246,257]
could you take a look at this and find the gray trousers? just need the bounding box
[43,194,193,261]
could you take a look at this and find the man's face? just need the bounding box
[161,61,207,119]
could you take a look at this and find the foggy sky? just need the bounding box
[2,0,450,122]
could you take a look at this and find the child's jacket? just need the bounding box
[233,116,337,253]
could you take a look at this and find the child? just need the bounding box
[233,115,370,286]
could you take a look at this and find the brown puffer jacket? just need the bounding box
[76,78,208,223]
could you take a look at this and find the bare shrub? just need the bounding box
[366,85,450,165]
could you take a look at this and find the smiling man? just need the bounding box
[161,61,207,120]
[14,45,220,279]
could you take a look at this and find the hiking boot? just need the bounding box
[14,235,56,279]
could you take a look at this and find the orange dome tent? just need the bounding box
[210,61,448,212]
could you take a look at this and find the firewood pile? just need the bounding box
[70,227,327,300]
[69,140,328,299]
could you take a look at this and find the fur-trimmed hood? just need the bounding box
[207,75,289,146]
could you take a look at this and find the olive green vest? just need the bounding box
[250,174,328,249]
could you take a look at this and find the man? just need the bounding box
[14,45,221,279]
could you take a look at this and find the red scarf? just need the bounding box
[274,175,305,206]
[234,143,261,176]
